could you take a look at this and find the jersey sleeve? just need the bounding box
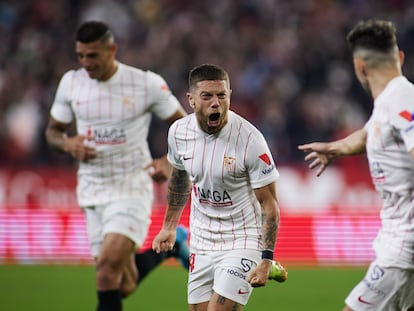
[246,131,279,189]
[50,71,75,124]
[146,71,182,120]
[389,88,414,152]
[167,121,185,170]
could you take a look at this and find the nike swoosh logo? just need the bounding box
[358,296,372,305]
[183,157,192,160]
[238,289,249,295]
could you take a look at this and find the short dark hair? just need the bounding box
[188,64,230,91]
[76,21,113,43]
[346,19,397,54]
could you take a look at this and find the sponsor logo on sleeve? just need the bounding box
[398,110,414,132]
[399,110,414,122]
[259,153,275,175]
[259,153,271,165]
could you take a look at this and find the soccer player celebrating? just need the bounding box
[299,19,414,310]
[153,64,287,311]
[45,21,189,311]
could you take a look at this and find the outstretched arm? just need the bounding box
[298,128,367,177]
[247,182,280,287]
[152,167,191,253]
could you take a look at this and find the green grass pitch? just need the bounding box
[0,264,365,310]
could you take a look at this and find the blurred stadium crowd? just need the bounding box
[2,0,414,168]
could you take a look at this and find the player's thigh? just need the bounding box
[208,292,242,311]
[100,232,135,265]
[189,301,208,311]
[212,250,260,307]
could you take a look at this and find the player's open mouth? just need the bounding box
[208,113,220,126]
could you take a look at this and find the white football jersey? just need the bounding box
[365,75,414,268]
[168,111,279,253]
[50,62,182,207]
[365,76,414,193]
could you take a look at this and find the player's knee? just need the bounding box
[120,280,136,297]
[96,257,123,287]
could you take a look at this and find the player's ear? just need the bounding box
[354,57,366,76]
[109,43,117,55]
[187,92,195,109]
[399,50,405,66]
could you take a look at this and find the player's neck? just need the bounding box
[369,68,402,99]
[101,61,119,81]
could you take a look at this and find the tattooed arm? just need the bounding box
[152,167,191,253]
[247,181,280,287]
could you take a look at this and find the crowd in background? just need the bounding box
[2,0,414,169]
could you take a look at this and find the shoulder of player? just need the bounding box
[229,111,262,136]
[58,68,89,87]
[114,62,146,77]
[171,113,194,128]
[110,64,170,89]
[119,64,164,79]
[384,76,414,110]
[168,114,196,137]
[375,76,414,127]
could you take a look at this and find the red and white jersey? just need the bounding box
[50,62,181,207]
[365,75,414,268]
[168,111,279,253]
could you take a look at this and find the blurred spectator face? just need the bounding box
[188,80,231,135]
[75,39,117,81]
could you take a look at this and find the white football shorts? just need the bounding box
[84,199,152,257]
[188,249,261,306]
[345,260,414,310]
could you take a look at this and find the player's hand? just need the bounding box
[144,156,172,183]
[247,260,271,287]
[63,135,97,161]
[152,229,176,253]
[298,142,337,177]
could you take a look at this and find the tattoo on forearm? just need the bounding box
[262,211,279,250]
[167,169,190,210]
